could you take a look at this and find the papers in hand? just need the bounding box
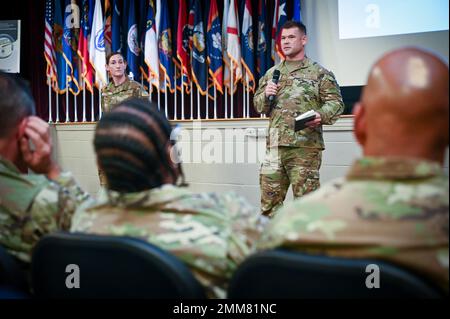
[295,110,316,131]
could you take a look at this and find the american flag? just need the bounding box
[44,0,57,89]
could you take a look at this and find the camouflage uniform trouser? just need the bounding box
[260,147,322,217]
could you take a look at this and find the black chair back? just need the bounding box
[31,232,206,298]
[228,249,445,298]
[0,245,29,298]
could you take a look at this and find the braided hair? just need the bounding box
[94,98,181,192]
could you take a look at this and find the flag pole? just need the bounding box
[174,84,178,120]
[91,89,94,121]
[47,76,52,123]
[246,74,250,118]
[157,83,161,110]
[99,84,103,120]
[149,75,152,102]
[82,79,86,122]
[197,85,200,120]
[243,69,246,118]
[190,81,193,120]
[225,86,228,119]
[205,77,209,119]
[230,60,234,119]
[56,91,60,123]
[65,65,69,122]
[181,75,185,120]
[74,91,78,122]
[214,83,217,119]
[165,82,168,118]
[174,67,178,120]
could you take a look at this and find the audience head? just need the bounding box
[353,47,449,164]
[0,72,35,140]
[0,72,36,171]
[94,98,181,192]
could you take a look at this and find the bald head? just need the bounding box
[354,47,449,164]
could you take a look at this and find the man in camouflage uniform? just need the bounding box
[72,99,267,298]
[258,48,449,292]
[0,72,89,263]
[254,21,344,217]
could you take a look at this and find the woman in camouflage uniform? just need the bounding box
[101,52,146,113]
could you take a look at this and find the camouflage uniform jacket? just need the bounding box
[0,157,90,262]
[254,57,344,149]
[71,185,267,298]
[101,78,145,113]
[258,157,449,291]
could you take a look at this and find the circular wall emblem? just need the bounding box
[128,24,139,56]
[0,34,14,59]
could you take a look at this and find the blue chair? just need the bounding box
[31,232,206,298]
[228,249,445,298]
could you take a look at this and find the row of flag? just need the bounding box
[44,0,302,98]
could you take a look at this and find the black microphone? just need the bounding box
[268,70,280,102]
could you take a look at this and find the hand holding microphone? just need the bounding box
[266,70,281,102]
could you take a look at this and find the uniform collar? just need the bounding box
[109,77,129,88]
[281,56,312,73]
[0,156,20,174]
[96,184,191,208]
[347,156,444,180]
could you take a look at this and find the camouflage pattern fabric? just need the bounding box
[0,157,90,262]
[254,57,344,149]
[260,147,321,217]
[254,58,344,217]
[71,184,267,298]
[258,157,449,292]
[101,78,147,113]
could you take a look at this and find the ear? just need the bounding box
[302,35,308,46]
[13,118,29,174]
[165,143,179,171]
[165,142,183,183]
[353,102,367,147]
[16,117,28,139]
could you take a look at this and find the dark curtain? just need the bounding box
[0,0,48,120]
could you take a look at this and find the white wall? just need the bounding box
[51,118,360,206]
[178,117,360,206]
[51,118,448,209]
[302,0,449,86]
[51,124,100,196]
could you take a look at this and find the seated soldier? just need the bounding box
[0,72,89,263]
[258,47,449,292]
[71,98,266,298]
